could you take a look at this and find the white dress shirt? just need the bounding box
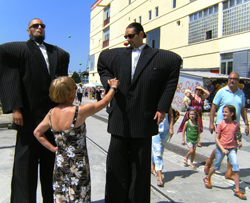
[131,44,146,81]
[35,42,50,74]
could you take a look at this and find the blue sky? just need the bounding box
[0,0,97,74]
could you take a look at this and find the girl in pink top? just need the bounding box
[203,105,246,200]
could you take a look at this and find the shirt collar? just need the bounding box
[34,41,45,47]
[133,44,146,51]
[226,85,238,93]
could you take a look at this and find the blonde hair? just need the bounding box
[49,76,76,104]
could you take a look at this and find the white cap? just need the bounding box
[184,89,192,94]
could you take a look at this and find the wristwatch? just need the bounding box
[110,87,117,92]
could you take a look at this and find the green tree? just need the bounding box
[71,71,81,83]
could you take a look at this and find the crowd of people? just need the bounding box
[0,18,248,202]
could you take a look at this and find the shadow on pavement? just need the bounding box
[92,200,104,203]
[201,141,216,147]
[162,170,198,183]
[157,202,184,203]
[211,181,247,193]
[0,145,15,149]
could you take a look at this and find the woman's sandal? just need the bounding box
[189,164,197,170]
[234,190,247,200]
[184,157,188,166]
[157,179,164,187]
[151,171,158,177]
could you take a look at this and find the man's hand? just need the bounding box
[154,110,165,125]
[209,123,215,134]
[12,108,23,126]
[222,149,229,154]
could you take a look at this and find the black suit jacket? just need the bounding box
[0,40,69,132]
[98,45,182,138]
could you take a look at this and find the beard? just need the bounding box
[29,31,45,43]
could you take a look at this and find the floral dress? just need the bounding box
[50,106,91,203]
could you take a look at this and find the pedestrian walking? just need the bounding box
[203,105,246,200]
[178,85,210,147]
[77,84,83,104]
[151,106,174,187]
[182,109,200,169]
[204,72,249,180]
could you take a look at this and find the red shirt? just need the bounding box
[216,120,239,149]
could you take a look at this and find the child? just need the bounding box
[151,106,174,187]
[183,89,194,111]
[34,76,119,202]
[203,105,246,200]
[182,109,200,169]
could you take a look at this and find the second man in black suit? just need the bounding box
[98,22,182,203]
[0,18,69,202]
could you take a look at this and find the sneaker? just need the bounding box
[234,191,247,200]
[203,177,212,189]
[204,158,211,175]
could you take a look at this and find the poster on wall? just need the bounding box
[172,75,203,111]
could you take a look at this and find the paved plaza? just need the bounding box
[1,97,250,202]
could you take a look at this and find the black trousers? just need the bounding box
[105,135,152,203]
[77,93,83,103]
[11,130,55,203]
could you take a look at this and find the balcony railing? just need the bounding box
[103,17,110,27]
[103,39,109,48]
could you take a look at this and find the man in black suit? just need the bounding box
[0,18,69,202]
[98,22,182,203]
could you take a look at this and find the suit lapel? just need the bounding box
[44,43,57,81]
[118,47,132,87]
[26,40,50,76]
[131,45,158,86]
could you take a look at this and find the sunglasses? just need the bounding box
[124,32,139,39]
[29,24,46,29]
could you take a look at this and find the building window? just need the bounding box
[134,19,136,22]
[173,0,176,8]
[89,54,95,71]
[139,16,142,24]
[147,28,160,48]
[149,10,152,20]
[129,0,131,4]
[223,0,250,36]
[155,7,159,17]
[103,6,110,27]
[205,30,212,40]
[221,53,233,75]
[189,4,219,44]
[103,27,110,48]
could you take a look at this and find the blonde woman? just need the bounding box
[34,76,119,202]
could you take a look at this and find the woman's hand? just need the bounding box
[182,140,185,146]
[108,78,120,89]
